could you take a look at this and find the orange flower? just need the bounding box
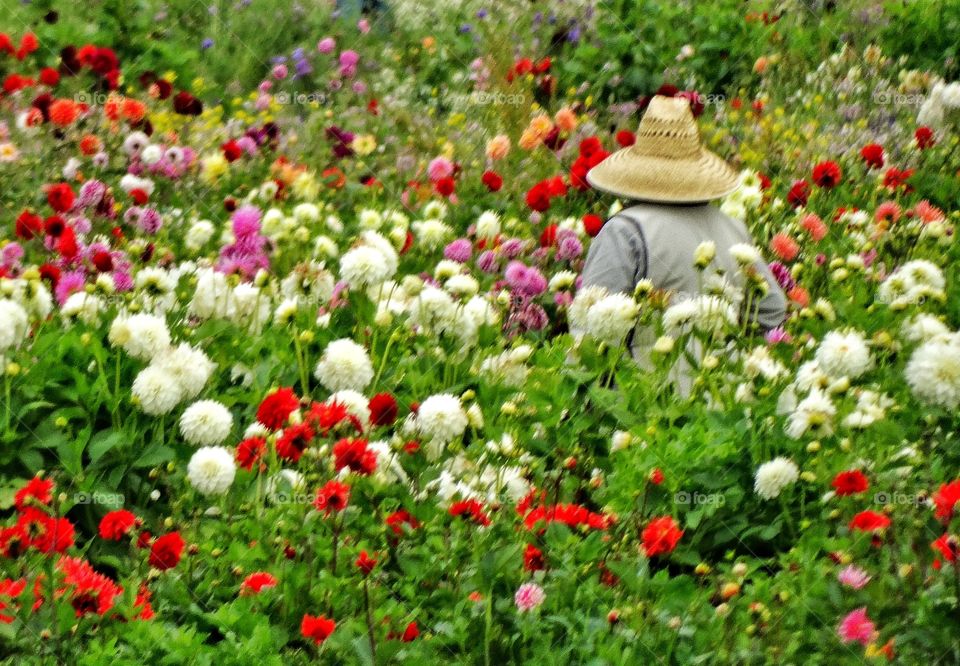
[770,233,799,261]
[122,98,146,122]
[787,285,809,307]
[104,94,122,121]
[48,99,81,127]
[554,107,577,132]
[529,114,553,139]
[79,134,101,155]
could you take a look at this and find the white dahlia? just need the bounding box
[754,457,799,500]
[568,285,608,336]
[785,388,836,439]
[905,335,960,409]
[132,366,183,416]
[417,393,468,444]
[153,343,216,400]
[0,299,29,351]
[815,330,872,379]
[179,400,233,446]
[339,245,391,289]
[585,293,639,345]
[315,338,374,393]
[110,313,171,361]
[187,446,236,495]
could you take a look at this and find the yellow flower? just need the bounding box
[351,134,377,156]
[201,153,229,184]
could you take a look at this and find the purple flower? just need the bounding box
[444,239,472,263]
[317,37,336,54]
[768,261,795,291]
[2,242,24,267]
[477,250,498,273]
[504,261,547,297]
[765,327,791,345]
[556,232,583,261]
[55,271,86,305]
[137,208,163,234]
[201,38,214,50]
[232,205,262,237]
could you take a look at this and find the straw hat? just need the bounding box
[586,95,740,203]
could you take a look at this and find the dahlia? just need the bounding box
[514,582,545,612]
[754,457,799,499]
[98,510,137,540]
[641,516,684,557]
[132,366,183,416]
[314,338,374,393]
[585,293,639,345]
[849,510,891,532]
[815,330,872,379]
[837,607,876,646]
[240,572,278,595]
[314,480,350,515]
[186,446,236,495]
[837,565,871,589]
[812,161,842,188]
[332,437,378,475]
[831,470,868,496]
[257,387,300,430]
[417,394,468,445]
[905,335,960,409]
[179,400,233,447]
[0,300,28,351]
[301,614,336,645]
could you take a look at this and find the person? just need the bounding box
[581,95,786,387]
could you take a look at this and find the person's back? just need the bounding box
[583,202,786,332]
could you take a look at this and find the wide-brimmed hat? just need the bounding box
[586,95,740,203]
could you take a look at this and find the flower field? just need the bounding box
[3,0,960,663]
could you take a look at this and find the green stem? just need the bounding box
[3,372,10,438]
[292,331,311,398]
[483,593,493,666]
[372,331,397,390]
[363,578,377,665]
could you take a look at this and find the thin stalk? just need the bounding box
[363,578,377,665]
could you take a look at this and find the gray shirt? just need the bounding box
[581,202,787,331]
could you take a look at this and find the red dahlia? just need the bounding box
[314,480,350,515]
[275,423,314,462]
[240,572,278,595]
[832,470,868,496]
[860,143,884,169]
[235,437,267,471]
[98,510,138,540]
[641,516,683,557]
[333,438,377,475]
[149,532,185,570]
[848,510,890,532]
[481,170,502,192]
[355,550,378,576]
[812,161,842,188]
[301,614,336,644]
[257,387,299,430]
[13,476,53,510]
[933,480,960,521]
[787,179,810,208]
[368,393,398,426]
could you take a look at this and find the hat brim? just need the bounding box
[586,146,740,204]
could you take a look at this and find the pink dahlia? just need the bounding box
[837,607,876,646]
[514,582,545,612]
